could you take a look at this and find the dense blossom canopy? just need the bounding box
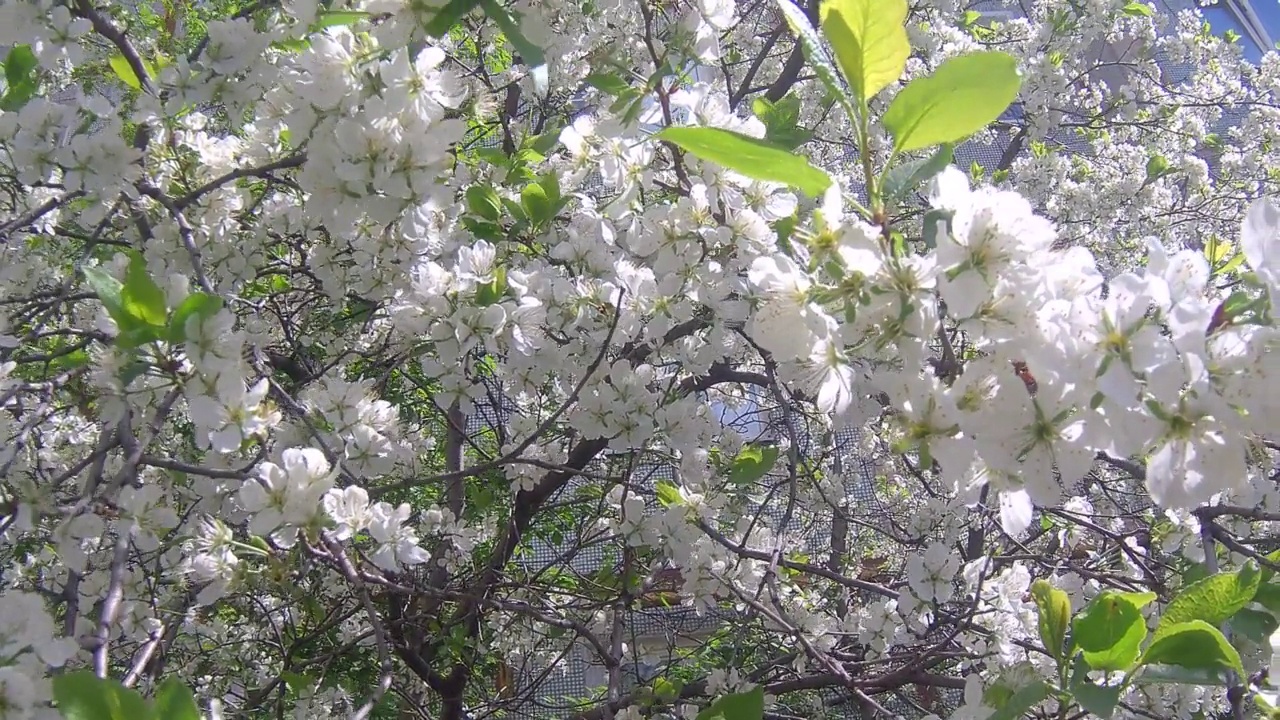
[3,0,1280,719]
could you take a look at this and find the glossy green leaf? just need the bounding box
[52,671,151,720]
[279,671,315,691]
[5,45,37,87]
[655,481,681,508]
[52,672,118,720]
[728,444,780,485]
[466,185,503,221]
[108,683,151,720]
[1071,676,1121,720]
[1132,663,1229,686]
[818,0,909,103]
[882,144,954,202]
[585,72,631,96]
[1145,154,1169,180]
[168,293,223,345]
[424,0,482,36]
[1260,550,1280,583]
[1140,619,1245,680]
[521,183,553,227]
[653,676,682,703]
[753,95,812,150]
[108,55,143,90]
[1122,1,1153,16]
[1157,561,1260,637]
[528,126,563,155]
[657,127,832,196]
[154,677,200,720]
[770,0,857,118]
[1072,590,1147,671]
[312,10,370,28]
[1029,579,1071,660]
[475,268,508,307]
[985,680,1050,720]
[1255,582,1280,614]
[538,172,562,209]
[1229,607,1278,643]
[697,686,764,720]
[122,251,169,328]
[882,51,1021,153]
[0,79,36,111]
[82,266,133,331]
[1115,590,1158,609]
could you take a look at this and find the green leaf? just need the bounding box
[1071,677,1121,720]
[4,45,38,88]
[528,125,563,155]
[52,671,151,720]
[697,686,764,720]
[1115,590,1158,610]
[1229,607,1279,643]
[1072,590,1148,671]
[425,0,482,36]
[122,251,169,328]
[1259,550,1280,583]
[479,0,545,68]
[109,55,143,90]
[585,72,631,96]
[1255,583,1280,614]
[1122,1,1153,17]
[0,79,37,111]
[1145,154,1169,181]
[655,480,681,508]
[882,144,954,202]
[83,265,133,330]
[279,671,315,691]
[752,95,812,150]
[652,677,682,703]
[0,43,39,109]
[52,672,118,720]
[728,444,780,485]
[466,185,503,221]
[1140,620,1245,680]
[475,268,508,307]
[521,183,553,227]
[882,51,1021,153]
[271,37,312,53]
[154,677,200,720]
[168,292,223,344]
[818,0,909,103]
[538,172,562,210]
[656,127,832,196]
[770,0,857,119]
[119,359,152,387]
[1132,663,1229,686]
[985,680,1050,720]
[311,10,370,28]
[1029,579,1071,660]
[1157,561,1261,637]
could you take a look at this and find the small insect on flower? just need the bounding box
[1011,360,1038,396]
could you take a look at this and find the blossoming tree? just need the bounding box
[3,0,1280,719]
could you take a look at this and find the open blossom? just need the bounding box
[323,485,373,541]
[241,448,338,545]
[367,502,430,571]
[188,377,279,453]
